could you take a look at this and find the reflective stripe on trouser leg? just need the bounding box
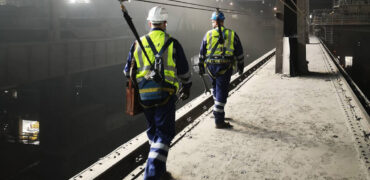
[213,103,225,124]
[213,102,225,113]
[212,69,232,124]
[144,141,170,180]
[144,96,176,180]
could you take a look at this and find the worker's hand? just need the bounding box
[198,62,205,76]
[238,69,243,75]
[238,64,244,75]
[180,87,190,101]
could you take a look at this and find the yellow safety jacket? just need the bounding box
[133,30,178,102]
[204,27,236,77]
[206,26,235,62]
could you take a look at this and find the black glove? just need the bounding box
[180,87,190,101]
[238,64,244,75]
[198,62,205,76]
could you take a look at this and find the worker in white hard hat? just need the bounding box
[124,6,192,180]
[198,11,244,129]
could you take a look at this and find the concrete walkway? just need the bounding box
[165,40,370,179]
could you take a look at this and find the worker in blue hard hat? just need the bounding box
[124,6,192,180]
[198,10,244,129]
[211,11,225,21]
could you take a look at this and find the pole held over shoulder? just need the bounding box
[216,8,225,44]
[118,0,153,67]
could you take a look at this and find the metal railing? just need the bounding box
[334,0,370,7]
[320,38,370,116]
[312,14,370,25]
[311,7,370,26]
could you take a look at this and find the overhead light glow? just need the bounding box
[0,0,6,6]
[12,90,17,99]
[273,7,277,11]
[21,120,40,145]
[68,0,90,4]
[345,56,353,68]
[230,2,233,6]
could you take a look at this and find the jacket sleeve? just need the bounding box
[124,42,136,78]
[173,39,192,89]
[234,33,244,68]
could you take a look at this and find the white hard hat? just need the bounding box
[147,6,168,24]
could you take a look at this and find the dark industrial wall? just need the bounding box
[0,0,276,179]
[323,26,370,99]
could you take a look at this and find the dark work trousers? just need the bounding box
[207,64,233,124]
[143,95,176,180]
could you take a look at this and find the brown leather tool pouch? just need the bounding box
[125,79,142,116]
[125,61,142,116]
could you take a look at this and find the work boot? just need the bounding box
[211,115,233,121]
[160,171,175,180]
[215,122,233,129]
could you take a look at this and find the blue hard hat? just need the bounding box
[211,11,225,21]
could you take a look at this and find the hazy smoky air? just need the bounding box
[1,1,370,180]
[0,1,276,179]
[0,0,275,56]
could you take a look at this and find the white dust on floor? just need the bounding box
[166,45,369,180]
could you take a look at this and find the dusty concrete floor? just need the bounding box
[165,42,369,179]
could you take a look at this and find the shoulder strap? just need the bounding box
[158,38,174,57]
[208,41,220,59]
[221,28,227,56]
[145,35,159,55]
[145,35,174,58]
[208,28,227,59]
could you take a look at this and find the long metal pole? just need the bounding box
[201,75,211,94]
[216,8,224,44]
[118,0,153,67]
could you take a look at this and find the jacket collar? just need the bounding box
[150,28,165,32]
[213,26,225,30]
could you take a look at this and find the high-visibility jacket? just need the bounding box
[205,26,236,61]
[133,30,178,101]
